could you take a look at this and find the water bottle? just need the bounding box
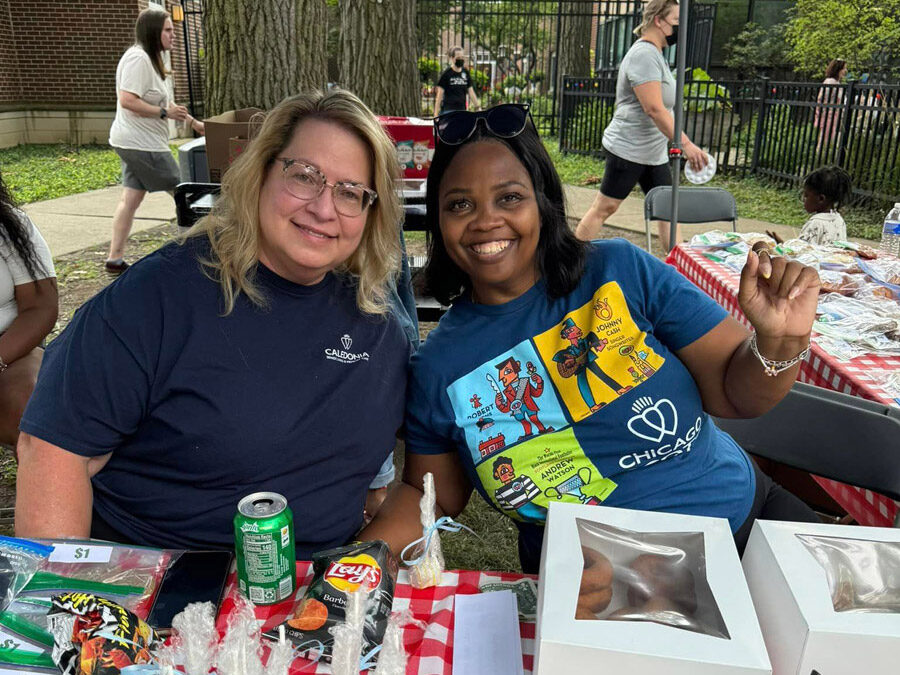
[880,202,900,257]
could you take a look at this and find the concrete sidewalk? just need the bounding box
[23,186,175,258]
[21,182,803,262]
[563,184,804,242]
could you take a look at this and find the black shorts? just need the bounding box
[600,151,672,200]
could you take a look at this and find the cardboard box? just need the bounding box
[377,116,433,179]
[534,502,771,675]
[742,520,900,674]
[203,108,264,182]
[228,136,250,165]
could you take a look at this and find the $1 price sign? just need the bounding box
[48,543,113,564]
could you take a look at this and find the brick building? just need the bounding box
[0,0,197,148]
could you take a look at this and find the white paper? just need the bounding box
[453,590,524,675]
[48,543,112,564]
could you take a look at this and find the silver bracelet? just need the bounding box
[749,333,810,377]
[0,356,7,373]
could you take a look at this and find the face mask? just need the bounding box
[455,58,465,68]
[665,23,678,46]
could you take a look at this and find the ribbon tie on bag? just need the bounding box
[400,516,477,567]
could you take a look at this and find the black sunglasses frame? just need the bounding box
[433,103,532,146]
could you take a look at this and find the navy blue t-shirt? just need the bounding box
[406,240,754,556]
[21,238,409,558]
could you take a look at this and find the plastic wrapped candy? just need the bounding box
[329,586,369,675]
[170,602,218,675]
[818,270,866,297]
[407,473,445,589]
[264,625,295,675]
[46,592,160,675]
[798,535,900,613]
[215,595,264,675]
[574,519,729,639]
[372,611,414,675]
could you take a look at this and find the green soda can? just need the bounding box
[234,491,296,605]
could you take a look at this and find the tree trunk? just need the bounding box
[339,0,419,116]
[205,0,327,116]
[558,2,592,84]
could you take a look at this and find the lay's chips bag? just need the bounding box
[265,540,397,663]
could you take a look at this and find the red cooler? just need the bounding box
[377,116,434,179]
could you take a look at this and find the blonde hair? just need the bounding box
[185,89,402,316]
[634,0,678,36]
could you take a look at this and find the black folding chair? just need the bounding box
[174,182,220,230]
[714,381,900,526]
[643,186,738,252]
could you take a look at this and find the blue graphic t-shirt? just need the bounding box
[406,240,755,552]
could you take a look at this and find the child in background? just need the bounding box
[798,166,852,244]
[767,166,852,245]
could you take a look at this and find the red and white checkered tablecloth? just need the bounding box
[215,562,537,675]
[666,244,900,527]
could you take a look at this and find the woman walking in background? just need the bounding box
[434,46,481,115]
[575,0,706,252]
[106,7,204,274]
[814,59,847,151]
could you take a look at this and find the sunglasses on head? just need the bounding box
[433,103,532,145]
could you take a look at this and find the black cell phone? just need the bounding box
[147,550,234,631]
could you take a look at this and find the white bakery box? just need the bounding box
[534,502,771,675]
[742,520,900,675]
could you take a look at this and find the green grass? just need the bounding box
[2,140,884,240]
[443,494,522,573]
[0,143,182,205]
[0,144,122,204]
[544,139,885,241]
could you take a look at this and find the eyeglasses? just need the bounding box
[433,103,532,145]
[277,158,378,217]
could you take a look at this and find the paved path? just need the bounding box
[22,182,818,261]
[23,186,175,258]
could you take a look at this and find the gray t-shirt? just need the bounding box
[602,40,675,166]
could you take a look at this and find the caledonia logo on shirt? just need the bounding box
[618,396,703,470]
[324,333,370,364]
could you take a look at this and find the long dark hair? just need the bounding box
[135,8,169,79]
[0,171,48,280]
[824,59,846,81]
[423,119,588,305]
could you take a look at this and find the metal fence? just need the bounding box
[416,0,715,134]
[176,1,718,133]
[176,0,206,120]
[560,76,900,204]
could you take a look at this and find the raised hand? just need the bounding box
[738,247,820,342]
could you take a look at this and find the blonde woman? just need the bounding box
[16,90,411,558]
[575,0,707,250]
